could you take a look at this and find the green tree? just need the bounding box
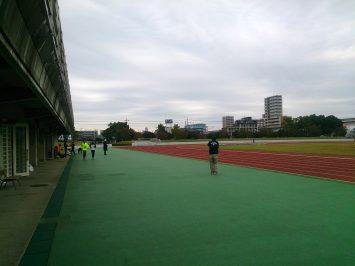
[234,129,253,138]
[322,115,343,135]
[133,131,143,139]
[308,125,322,137]
[333,126,347,136]
[156,124,172,140]
[186,130,200,139]
[101,122,136,141]
[257,128,275,137]
[171,124,188,139]
[295,114,344,137]
[142,131,156,138]
[281,116,299,136]
[215,129,229,139]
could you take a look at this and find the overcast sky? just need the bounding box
[59,0,355,131]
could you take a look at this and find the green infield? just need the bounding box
[222,142,355,157]
[24,148,355,266]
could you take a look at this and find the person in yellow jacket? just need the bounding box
[81,141,90,160]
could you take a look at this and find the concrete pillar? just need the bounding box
[45,135,53,159]
[34,127,38,166]
[37,132,44,162]
[29,125,36,167]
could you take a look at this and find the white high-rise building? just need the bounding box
[263,95,283,130]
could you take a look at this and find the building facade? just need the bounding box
[235,117,258,132]
[185,123,208,132]
[222,116,234,129]
[78,130,99,140]
[0,0,74,177]
[257,118,265,129]
[342,118,355,137]
[263,95,283,130]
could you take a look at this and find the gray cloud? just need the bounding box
[59,0,355,131]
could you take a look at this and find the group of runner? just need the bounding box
[76,137,218,173]
[54,142,75,158]
[76,139,108,160]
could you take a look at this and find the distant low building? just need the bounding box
[342,118,355,137]
[185,123,208,132]
[79,130,98,140]
[235,117,259,132]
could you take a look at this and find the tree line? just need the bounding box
[99,114,346,141]
[100,122,206,141]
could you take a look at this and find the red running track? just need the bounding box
[120,145,355,183]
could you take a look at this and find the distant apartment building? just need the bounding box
[235,117,259,132]
[185,123,208,132]
[79,130,98,140]
[222,116,234,129]
[263,95,283,130]
[257,118,265,129]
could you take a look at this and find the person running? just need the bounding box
[103,139,108,155]
[81,141,89,160]
[90,141,96,159]
[64,142,68,157]
[71,142,75,155]
[207,136,219,175]
[54,144,59,157]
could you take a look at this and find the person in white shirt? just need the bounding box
[90,141,96,160]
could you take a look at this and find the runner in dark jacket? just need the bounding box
[207,137,219,174]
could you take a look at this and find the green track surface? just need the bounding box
[42,149,354,265]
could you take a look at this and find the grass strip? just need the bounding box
[222,142,355,157]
